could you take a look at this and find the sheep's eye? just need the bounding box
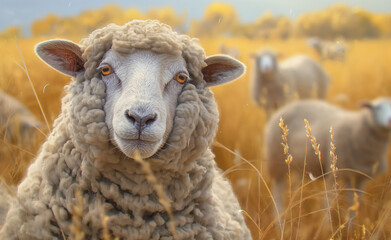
[173,73,188,84]
[101,66,113,76]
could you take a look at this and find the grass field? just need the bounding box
[0,36,391,239]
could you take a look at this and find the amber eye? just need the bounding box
[173,73,188,84]
[101,66,113,76]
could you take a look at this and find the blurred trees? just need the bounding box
[238,12,292,39]
[191,3,388,39]
[373,14,391,37]
[294,4,380,39]
[30,4,187,38]
[31,14,60,37]
[1,3,391,40]
[146,7,187,32]
[0,26,23,39]
[189,2,239,37]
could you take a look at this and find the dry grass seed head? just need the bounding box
[70,189,85,240]
[304,119,321,157]
[329,127,338,178]
[279,117,292,165]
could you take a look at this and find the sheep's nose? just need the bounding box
[125,110,157,131]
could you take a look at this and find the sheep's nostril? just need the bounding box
[128,116,136,124]
[125,110,157,131]
[144,113,157,126]
[125,110,139,124]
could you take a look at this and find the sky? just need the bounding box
[1,0,391,34]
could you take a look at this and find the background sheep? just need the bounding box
[0,90,42,184]
[0,89,41,143]
[308,37,346,62]
[250,49,330,117]
[0,20,251,239]
[264,97,391,215]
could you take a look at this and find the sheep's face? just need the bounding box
[35,39,246,160]
[99,49,187,158]
[362,98,391,129]
[256,53,277,75]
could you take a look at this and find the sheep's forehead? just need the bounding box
[101,49,188,79]
[371,99,391,126]
[80,20,206,81]
[258,54,275,70]
[374,99,391,113]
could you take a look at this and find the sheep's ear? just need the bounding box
[359,100,372,109]
[202,54,245,87]
[35,39,84,77]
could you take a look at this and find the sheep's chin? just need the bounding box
[114,137,162,159]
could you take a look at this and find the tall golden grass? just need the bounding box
[0,36,391,239]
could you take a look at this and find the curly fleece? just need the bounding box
[0,20,251,239]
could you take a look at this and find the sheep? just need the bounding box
[308,37,346,62]
[0,20,251,239]
[250,49,330,117]
[0,89,41,142]
[264,98,391,215]
[0,89,42,184]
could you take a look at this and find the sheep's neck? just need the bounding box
[259,71,276,82]
[92,149,215,206]
[260,72,284,92]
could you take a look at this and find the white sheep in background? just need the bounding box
[308,37,346,62]
[264,98,391,215]
[0,89,41,142]
[250,49,330,117]
[0,20,251,239]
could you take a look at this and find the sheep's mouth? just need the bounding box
[115,135,161,148]
[118,138,160,146]
[114,131,161,143]
[114,134,162,159]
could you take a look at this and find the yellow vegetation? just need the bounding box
[0,3,391,239]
